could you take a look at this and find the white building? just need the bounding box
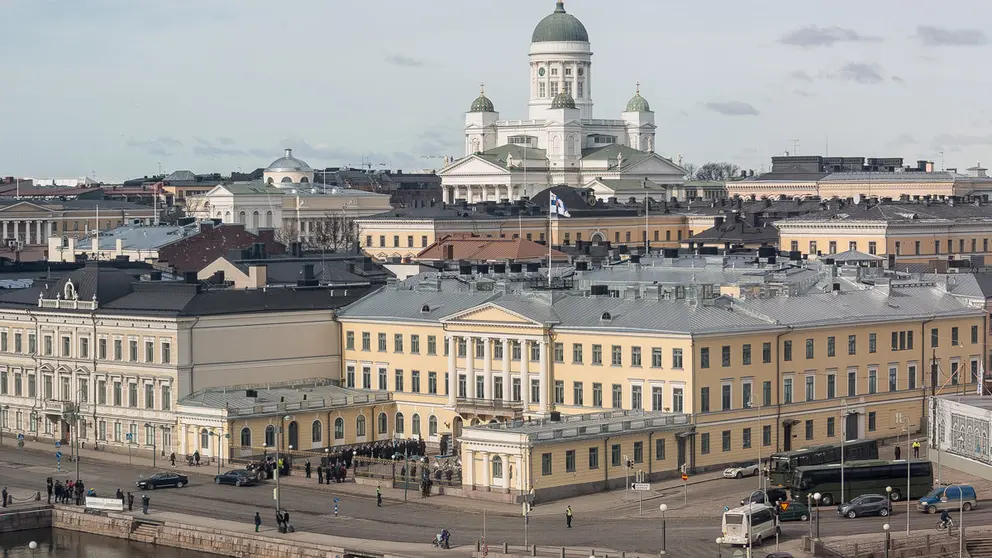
[438,1,686,204]
[931,395,992,482]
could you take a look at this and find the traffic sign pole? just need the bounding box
[681,472,689,507]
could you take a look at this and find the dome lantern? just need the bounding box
[469,82,496,113]
[624,82,652,113]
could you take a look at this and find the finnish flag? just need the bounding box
[550,193,571,217]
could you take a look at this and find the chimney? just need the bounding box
[285,148,293,158]
[714,216,725,228]
[184,271,198,284]
[149,271,162,281]
[443,244,455,261]
[303,263,315,281]
[248,265,267,288]
[115,238,124,253]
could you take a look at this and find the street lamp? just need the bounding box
[68,389,87,481]
[883,523,891,558]
[746,395,763,491]
[144,423,156,468]
[0,404,8,447]
[275,415,289,515]
[946,483,966,557]
[813,492,822,540]
[715,537,724,558]
[659,503,668,555]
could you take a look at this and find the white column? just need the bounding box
[482,337,492,400]
[447,335,458,406]
[46,221,53,239]
[2,221,7,239]
[539,339,549,413]
[465,450,475,488]
[501,337,511,403]
[465,335,475,399]
[24,221,31,244]
[481,451,491,490]
[35,220,42,243]
[521,340,530,409]
[503,453,513,491]
[12,221,18,242]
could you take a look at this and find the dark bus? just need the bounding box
[768,439,879,487]
[792,459,933,506]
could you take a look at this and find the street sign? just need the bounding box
[55,441,61,448]
[56,451,62,460]
[126,433,133,441]
[681,473,688,481]
[17,434,24,441]
[780,502,790,512]
[631,482,651,491]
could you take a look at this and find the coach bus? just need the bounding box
[768,439,879,487]
[791,459,933,506]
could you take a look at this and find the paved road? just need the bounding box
[0,447,986,557]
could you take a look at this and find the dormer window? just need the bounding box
[421,304,430,313]
[601,311,612,322]
[63,279,77,301]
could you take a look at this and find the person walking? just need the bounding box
[894,445,902,460]
[127,492,134,512]
[376,485,382,507]
[46,478,53,504]
[913,440,921,459]
[141,494,149,515]
[565,505,573,528]
[2,487,7,508]
[275,509,284,533]
[317,465,323,484]
[254,512,262,533]
[305,460,311,479]
[118,489,125,507]
[170,452,177,467]
[193,451,200,466]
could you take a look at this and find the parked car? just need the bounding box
[214,470,257,487]
[776,501,810,522]
[838,494,891,519]
[724,463,760,479]
[764,553,794,558]
[741,488,789,507]
[917,485,978,514]
[135,472,189,490]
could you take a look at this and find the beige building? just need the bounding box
[0,264,367,459]
[0,199,158,246]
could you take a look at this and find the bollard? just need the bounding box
[531,544,537,556]
[560,548,566,558]
[503,542,508,553]
[476,540,480,551]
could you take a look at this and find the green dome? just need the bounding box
[625,87,651,112]
[550,90,576,109]
[532,1,589,43]
[469,84,495,113]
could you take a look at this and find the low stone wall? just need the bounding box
[0,506,52,533]
[52,506,416,558]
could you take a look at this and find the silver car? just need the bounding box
[724,463,760,479]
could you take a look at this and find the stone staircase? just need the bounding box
[967,538,992,558]
[130,523,159,544]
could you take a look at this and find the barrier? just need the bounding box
[85,497,123,512]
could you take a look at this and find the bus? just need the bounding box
[791,459,933,506]
[768,439,879,487]
[721,503,779,547]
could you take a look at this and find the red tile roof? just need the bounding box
[157,224,285,273]
[415,234,569,263]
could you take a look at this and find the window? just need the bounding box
[888,366,897,391]
[410,335,420,354]
[805,338,814,359]
[784,341,792,361]
[869,333,876,353]
[701,433,710,454]
[144,384,154,409]
[762,381,771,407]
[611,384,622,408]
[827,336,835,357]
[631,385,642,409]
[672,349,683,369]
[493,340,503,360]
[952,327,959,346]
[161,342,170,364]
[378,367,388,390]
[633,441,644,463]
[805,376,814,401]
[611,444,621,466]
[827,373,836,399]
[555,380,565,404]
[783,377,793,404]
[512,341,522,361]
[700,347,710,368]
[565,450,576,473]
[743,427,752,449]
[848,369,857,396]
[129,340,138,361]
[530,343,539,362]
[378,333,387,352]
[394,334,403,353]
[651,386,663,411]
[588,447,599,469]
[655,438,666,460]
[128,383,138,407]
[721,346,731,367]
[569,343,583,364]
[868,241,877,255]
[458,374,466,398]
[868,368,878,394]
[144,340,154,362]
[908,364,917,390]
[362,366,371,389]
[61,336,70,357]
[742,382,752,408]
[554,342,564,363]
[721,383,731,411]
[805,419,814,440]
[828,241,837,254]
[395,369,404,392]
[763,425,772,446]
[611,345,622,366]
[868,411,877,432]
[43,335,52,356]
[931,328,939,347]
[378,412,388,435]
[356,416,366,437]
[762,342,771,364]
[335,418,345,439]
[742,344,751,366]
[592,383,603,407]
[412,414,421,437]
[651,348,662,368]
[592,344,602,364]
[845,334,855,356]
[972,325,979,344]
[700,387,710,413]
[0,331,5,352]
[827,417,836,437]
[240,427,252,447]
[631,346,641,367]
[951,361,959,385]
[511,378,521,402]
[312,420,322,443]
[395,413,405,434]
[541,453,552,476]
[161,386,171,410]
[672,387,683,412]
[113,381,122,406]
[361,332,371,351]
[573,382,584,405]
[809,241,817,254]
[493,377,503,400]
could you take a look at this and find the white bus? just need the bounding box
[721,503,780,546]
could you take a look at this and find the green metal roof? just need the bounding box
[625,93,651,113]
[532,1,589,43]
[550,90,577,109]
[469,94,495,113]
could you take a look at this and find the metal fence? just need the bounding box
[819,532,970,558]
[352,456,461,487]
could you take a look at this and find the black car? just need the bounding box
[837,494,891,519]
[214,470,257,487]
[741,488,789,507]
[136,472,189,490]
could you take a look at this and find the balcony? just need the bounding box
[454,397,524,417]
[42,399,77,417]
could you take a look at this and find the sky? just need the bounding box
[2,0,992,181]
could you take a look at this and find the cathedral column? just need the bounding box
[2,221,8,240]
[482,337,492,400]
[35,220,43,243]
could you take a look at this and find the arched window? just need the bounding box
[224,211,231,222]
[429,416,438,437]
[356,415,366,437]
[492,455,503,479]
[412,413,421,436]
[334,417,344,440]
[264,425,275,447]
[266,177,274,185]
[281,176,293,183]
[395,412,405,435]
[311,420,322,443]
[238,211,246,224]
[287,421,299,450]
[265,211,273,227]
[300,177,309,183]
[378,412,388,435]
[200,428,209,450]
[240,427,251,447]
[252,211,260,229]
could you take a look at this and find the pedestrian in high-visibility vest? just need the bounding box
[565,505,573,528]
[912,440,921,459]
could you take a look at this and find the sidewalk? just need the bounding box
[12,438,724,518]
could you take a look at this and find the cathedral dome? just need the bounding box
[531,1,589,43]
[469,84,496,113]
[624,84,651,112]
[266,149,312,172]
[550,90,576,109]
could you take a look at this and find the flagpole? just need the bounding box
[548,201,552,288]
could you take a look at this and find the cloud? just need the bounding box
[793,90,816,98]
[216,137,236,146]
[915,25,988,46]
[837,63,885,84]
[886,133,916,148]
[932,133,992,150]
[188,137,245,158]
[125,137,182,156]
[779,25,881,48]
[891,76,905,84]
[702,101,760,116]
[788,70,813,82]
[385,54,425,67]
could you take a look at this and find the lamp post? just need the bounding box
[746,395,762,491]
[813,492,822,540]
[659,503,668,554]
[841,399,849,506]
[715,537,724,558]
[883,523,891,558]
[1,404,8,447]
[946,483,966,557]
[69,389,87,481]
[144,423,156,468]
[275,415,289,515]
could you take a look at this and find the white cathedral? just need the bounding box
[438,1,687,205]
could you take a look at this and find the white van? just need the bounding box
[721,503,780,546]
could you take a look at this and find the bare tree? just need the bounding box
[181,195,211,221]
[682,162,698,181]
[696,162,742,181]
[278,213,357,252]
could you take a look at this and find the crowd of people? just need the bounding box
[46,477,87,505]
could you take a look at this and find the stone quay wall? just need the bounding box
[0,506,52,533]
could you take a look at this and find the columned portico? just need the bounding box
[447,335,458,406]
[501,337,511,404]
[443,331,547,416]
[482,337,492,399]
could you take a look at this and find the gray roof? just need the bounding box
[688,221,778,244]
[776,201,992,223]
[744,172,829,182]
[577,259,823,292]
[179,381,380,411]
[463,410,691,444]
[266,149,312,172]
[165,170,196,182]
[826,249,884,263]
[594,179,664,192]
[820,171,960,183]
[89,223,198,251]
[41,264,135,304]
[214,182,285,195]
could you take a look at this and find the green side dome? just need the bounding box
[550,90,576,109]
[532,1,589,43]
[625,84,651,112]
[469,84,495,113]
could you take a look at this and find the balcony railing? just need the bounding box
[454,397,524,414]
[226,392,392,417]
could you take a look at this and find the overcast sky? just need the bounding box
[2,0,991,181]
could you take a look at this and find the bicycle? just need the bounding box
[936,519,955,531]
